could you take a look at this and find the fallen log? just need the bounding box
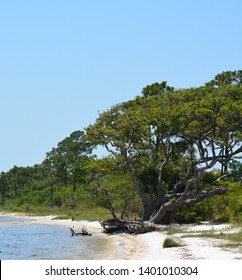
[75,232,92,236]
[70,226,92,236]
[99,219,159,234]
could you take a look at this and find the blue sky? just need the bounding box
[0,0,241,172]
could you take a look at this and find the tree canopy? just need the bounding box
[1,70,242,225]
[86,71,242,223]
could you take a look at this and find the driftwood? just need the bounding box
[70,226,92,236]
[99,219,159,234]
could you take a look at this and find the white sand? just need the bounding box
[136,223,242,260]
[1,213,242,260]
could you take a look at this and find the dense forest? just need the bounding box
[1,70,242,224]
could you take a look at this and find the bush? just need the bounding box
[163,238,181,248]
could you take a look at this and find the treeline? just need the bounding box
[1,70,242,223]
[0,131,141,220]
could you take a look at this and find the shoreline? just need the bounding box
[1,212,242,260]
[0,212,141,260]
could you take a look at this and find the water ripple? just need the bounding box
[0,215,109,260]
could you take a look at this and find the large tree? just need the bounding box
[86,74,242,224]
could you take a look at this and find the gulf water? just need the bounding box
[0,215,110,260]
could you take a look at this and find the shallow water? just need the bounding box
[0,215,110,260]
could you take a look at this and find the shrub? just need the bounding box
[163,238,181,248]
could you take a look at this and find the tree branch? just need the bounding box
[123,153,150,204]
[95,177,117,220]
[183,187,228,206]
[156,137,172,197]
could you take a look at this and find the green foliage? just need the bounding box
[174,181,242,224]
[224,183,242,223]
[229,160,242,182]
[86,71,242,223]
[142,81,174,97]
[205,70,242,87]
[0,172,8,206]
[52,207,111,221]
[86,157,142,219]
[1,71,242,224]
[163,238,181,248]
[45,130,95,190]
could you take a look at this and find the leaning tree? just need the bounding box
[86,76,242,224]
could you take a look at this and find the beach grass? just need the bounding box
[0,206,112,221]
[54,207,112,221]
[166,227,188,235]
[181,227,242,249]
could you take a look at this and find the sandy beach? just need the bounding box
[1,213,242,260]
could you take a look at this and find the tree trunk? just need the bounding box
[151,208,177,224]
[95,179,118,220]
[50,183,54,207]
[124,146,234,225]
[142,201,156,221]
[73,179,77,192]
[108,205,118,220]
[149,201,176,224]
[1,192,5,206]
[149,187,228,224]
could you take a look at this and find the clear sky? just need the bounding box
[0,0,241,172]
